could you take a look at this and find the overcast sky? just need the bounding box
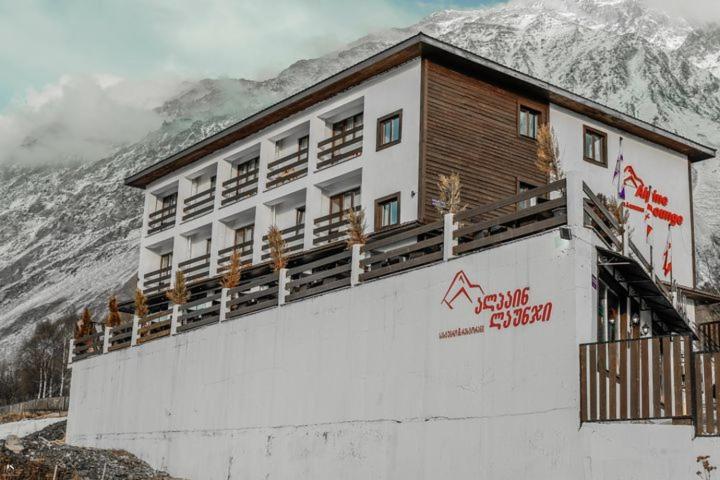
[0,0,717,165]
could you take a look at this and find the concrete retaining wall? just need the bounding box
[67,230,719,479]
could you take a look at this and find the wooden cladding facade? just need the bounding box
[419,60,548,223]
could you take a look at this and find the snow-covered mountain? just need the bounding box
[1,0,719,355]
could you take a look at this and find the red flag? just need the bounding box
[662,228,672,278]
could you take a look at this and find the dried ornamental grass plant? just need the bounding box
[346,208,367,248]
[74,307,94,340]
[105,295,122,328]
[435,172,466,216]
[697,455,717,480]
[134,288,149,318]
[603,195,630,235]
[166,270,188,305]
[267,225,287,271]
[221,249,244,289]
[536,124,564,183]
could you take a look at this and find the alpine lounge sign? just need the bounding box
[438,270,553,340]
[622,165,684,227]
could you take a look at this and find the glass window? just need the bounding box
[519,106,540,139]
[584,127,607,165]
[518,181,538,210]
[296,207,306,226]
[160,252,173,271]
[377,111,402,150]
[375,194,400,230]
[205,238,212,255]
[234,225,254,247]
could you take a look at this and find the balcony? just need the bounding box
[147,205,176,235]
[178,253,211,283]
[316,125,363,170]
[143,266,172,295]
[221,168,259,206]
[182,187,215,221]
[217,240,253,273]
[266,148,308,189]
[261,224,304,260]
[312,206,360,246]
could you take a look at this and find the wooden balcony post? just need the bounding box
[351,244,363,286]
[219,288,229,322]
[170,304,180,335]
[130,315,139,346]
[278,268,288,306]
[443,213,457,262]
[102,327,110,354]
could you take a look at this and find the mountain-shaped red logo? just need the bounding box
[441,270,485,310]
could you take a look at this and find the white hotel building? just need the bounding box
[66,35,720,479]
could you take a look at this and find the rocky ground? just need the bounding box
[0,421,180,479]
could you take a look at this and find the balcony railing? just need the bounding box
[177,289,222,333]
[143,266,172,295]
[217,240,253,273]
[107,321,133,352]
[312,206,360,246]
[221,169,259,206]
[137,308,172,344]
[178,253,211,283]
[147,204,176,235]
[73,331,103,361]
[316,125,363,170]
[261,224,304,260]
[182,187,215,221]
[266,148,308,189]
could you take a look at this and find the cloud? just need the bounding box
[0,75,186,166]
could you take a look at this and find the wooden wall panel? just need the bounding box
[420,60,548,222]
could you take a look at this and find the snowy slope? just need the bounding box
[0,0,718,356]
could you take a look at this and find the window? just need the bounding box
[376,110,402,150]
[295,206,306,226]
[159,192,176,210]
[518,106,540,139]
[329,188,361,233]
[375,193,400,231]
[517,181,539,210]
[298,135,309,152]
[205,238,212,255]
[160,252,173,271]
[583,126,607,166]
[332,113,363,147]
[209,175,217,190]
[237,158,259,179]
[234,225,254,247]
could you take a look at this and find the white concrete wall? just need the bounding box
[550,105,694,287]
[139,59,422,280]
[67,229,717,479]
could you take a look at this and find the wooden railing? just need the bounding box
[221,168,259,206]
[694,350,720,436]
[177,290,222,333]
[108,321,132,352]
[361,221,445,282]
[73,331,103,361]
[261,224,304,260]
[580,335,692,423]
[312,206,360,246]
[285,249,352,302]
[137,308,172,344]
[143,266,172,295]
[225,272,279,319]
[179,253,211,283]
[217,240,253,273]
[582,182,622,252]
[266,148,308,189]
[454,179,567,255]
[147,204,176,235]
[316,125,363,170]
[182,187,215,221]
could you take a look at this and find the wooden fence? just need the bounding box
[580,335,692,422]
[177,290,222,333]
[225,272,280,320]
[694,351,720,436]
[286,250,352,302]
[73,331,104,361]
[0,396,69,415]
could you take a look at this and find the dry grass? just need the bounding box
[74,308,94,340]
[600,194,630,234]
[221,250,243,289]
[165,270,188,305]
[435,172,466,216]
[134,288,148,318]
[267,225,287,271]
[104,295,121,328]
[346,209,367,248]
[536,124,564,183]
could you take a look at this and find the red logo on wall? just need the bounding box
[623,165,684,227]
[439,271,554,340]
